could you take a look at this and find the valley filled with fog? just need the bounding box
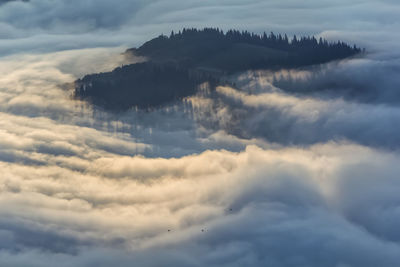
[0,1,400,266]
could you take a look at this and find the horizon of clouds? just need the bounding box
[1,0,400,266]
[2,141,400,267]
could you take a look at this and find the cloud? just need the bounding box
[0,0,145,32]
[0,0,399,55]
[187,61,400,149]
[1,144,400,266]
[1,47,399,266]
[1,0,400,266]
[270,57,400,105]
[0,0,28,5]
[199,46,400,150]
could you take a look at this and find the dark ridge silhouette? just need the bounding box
[75,62,219,111]
[130,28,360,71]
[75,28,361,111]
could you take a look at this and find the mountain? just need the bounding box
[74,61,219,110]
[130,28,360,72]
[74,28,361,111]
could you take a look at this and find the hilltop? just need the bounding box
[74,28,361,111]
[129,28,360,72]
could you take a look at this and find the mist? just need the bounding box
[1,0,400,266]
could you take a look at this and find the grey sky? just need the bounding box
[0,0,399,55]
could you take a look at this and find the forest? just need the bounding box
[75,62,220,110]
[131,28,361,71]
[75,28,361,111]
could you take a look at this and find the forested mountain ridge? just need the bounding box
[129,28,360,72]
[75,61,219,110]
[75,28,361,111]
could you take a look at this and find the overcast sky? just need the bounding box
[0,0,399,55]
[1,1,400,267]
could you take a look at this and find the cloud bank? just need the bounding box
[2,143,400,267]
[1,0,400,266]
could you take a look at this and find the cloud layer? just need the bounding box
[1,0,400,266]
[2,143,400,266]
[0,0,399,55]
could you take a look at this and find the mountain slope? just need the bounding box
[74,28,361,111]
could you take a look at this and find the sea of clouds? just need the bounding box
[0,0,400,266]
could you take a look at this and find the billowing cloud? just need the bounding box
[1,47,400,266]
[1,0,400,266]
[201,82,400,148]
[1,143,400,266]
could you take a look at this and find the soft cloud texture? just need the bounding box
[1,0,400,266]
[0,0,399,55]
[201,82,400,148]
[1,144,400,266]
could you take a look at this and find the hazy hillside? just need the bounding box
[75,62,219,110]
[75,28,361,110]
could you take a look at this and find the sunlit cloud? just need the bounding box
[2,143,400,266]
[1,0,400,266]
